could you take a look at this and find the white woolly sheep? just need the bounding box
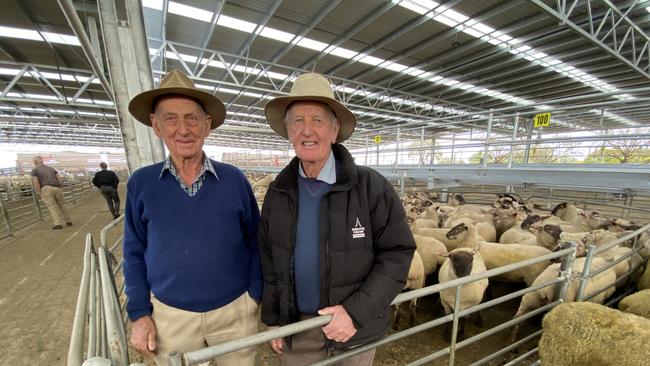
[539,302,650,366]
[619,289,650,319]
[393,250,425,329]
[413,234,448,275]
[446,222,552,286]
[511,256,617,341]
[438,248,488,340]
[498,214,542,245]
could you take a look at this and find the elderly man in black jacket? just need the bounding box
[259,73,416,365]
[92,161,120,219]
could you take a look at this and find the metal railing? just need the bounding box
[167,246,579,366]
[0,181,96,240]
[67,215,132,366]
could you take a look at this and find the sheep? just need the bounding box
[411,227,461,248]
[445,216,497,243]
[446,222,552,286]
[413,234,448,274]
[393,251,425,329]
[410,218,438,231]
[251,174,274,189]
[492,208,521,240]
[422,205,454,228]
[638,262,650,290]
[534,223,563,250]
[511,256,617,341]
[539,302,650,366]
[549,202,580,221]
[498,214,542,245]
[619,289,650,319]
[438,248,488,341]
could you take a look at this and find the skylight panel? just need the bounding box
[385,62,409,73]
[329,47,358,59]
[441,9,468,23]
[41,32,80,46]
[168,2,214,22]
[260,27,294,43]
[359,54,384,66]
[297,38,328,52]
[462,27,483,39]
[0,26,43,42]
[433,14,460,28]
[217,15,258,33]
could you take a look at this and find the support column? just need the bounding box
[395,126,400,166]
[508,113,519,169]
[524,119,533,164]
[482,109,493,168]
[98,0,165,173]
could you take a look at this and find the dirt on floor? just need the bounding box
[1,188,540,366]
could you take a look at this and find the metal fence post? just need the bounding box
[0,198,13,236]
[575,245,596,301]
[449,285,463,366]
[168,351,183,366]
[31,189,43,221]
[554,241,577,302]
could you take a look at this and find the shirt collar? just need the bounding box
[159,153,219,180]
[298,150,336,184]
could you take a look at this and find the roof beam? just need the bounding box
[530,0,650,80]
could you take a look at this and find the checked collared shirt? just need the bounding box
[159,154,218,196]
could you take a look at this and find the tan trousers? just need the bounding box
[40,185,71,226]
[281,323,376,366]
[151,292,259,366]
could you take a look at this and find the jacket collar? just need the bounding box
[273,143,357,192]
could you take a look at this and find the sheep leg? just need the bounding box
[393,303,402,330]
[473,310,483,328]
[408,298,418,327]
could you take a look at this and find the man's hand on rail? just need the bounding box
[318,305,357,343]
[268,326,285,355]
[131,315,157,357]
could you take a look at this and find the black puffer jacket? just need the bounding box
[258,143,415,348]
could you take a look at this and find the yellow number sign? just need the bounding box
[534,112,551,128]
[374,135,382,144]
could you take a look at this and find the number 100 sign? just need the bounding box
[534,112,551,128]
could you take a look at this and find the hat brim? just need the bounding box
[128,87,226,129]
[264,96,356,143]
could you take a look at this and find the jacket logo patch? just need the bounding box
[352,217,365,239]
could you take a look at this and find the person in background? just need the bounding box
[258,73,416,365]
[92,161,121,219]
[123,69,261,366]
[31,156,72,230]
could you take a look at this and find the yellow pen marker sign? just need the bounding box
[534,112,551,128]
[374,135,382,144]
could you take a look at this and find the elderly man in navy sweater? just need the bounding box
[123,70,262,366]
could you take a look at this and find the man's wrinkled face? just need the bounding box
[150,96,211,161]
[285,101,339,165]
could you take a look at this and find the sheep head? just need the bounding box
[447,222,469,241]
[551,202,569,216]
[521,214,542,230]
[448,249,478,278]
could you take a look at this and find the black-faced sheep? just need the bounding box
[438,248,488,340]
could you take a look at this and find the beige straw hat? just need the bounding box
[128,69,226,129]
[264,73,356,143]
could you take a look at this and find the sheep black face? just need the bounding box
[552,240,585,262]
[447,223,468,240]
[543,224,563,242]
[551,202,568,215]
[449,251,475,278]
[521,215,541,230]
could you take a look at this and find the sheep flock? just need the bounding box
[248,174,650,363]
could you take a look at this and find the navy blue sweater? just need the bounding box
[123,160,262,321]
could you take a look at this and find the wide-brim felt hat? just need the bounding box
[128,69,226,129]
[264,73,356,143]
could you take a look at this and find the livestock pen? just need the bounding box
[67,186,650,366]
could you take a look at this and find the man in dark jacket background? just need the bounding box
[259,73,416,365]
[92,161,120,219]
